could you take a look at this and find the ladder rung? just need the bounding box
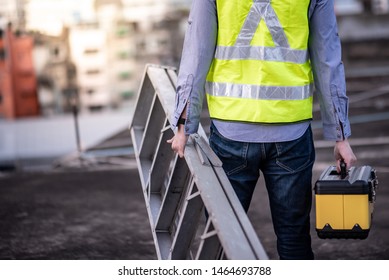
[201,229,217,240]
[196,220,222,260]
[186,190,201,201]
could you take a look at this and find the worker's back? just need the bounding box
[206,0,313,124]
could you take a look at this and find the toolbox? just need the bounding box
[314,162,378,239]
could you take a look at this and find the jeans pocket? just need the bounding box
[275,127,315,173]
[209,124,247,176]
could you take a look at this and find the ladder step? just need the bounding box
[197,220,222,260]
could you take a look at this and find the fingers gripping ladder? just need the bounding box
[130,64,268,260]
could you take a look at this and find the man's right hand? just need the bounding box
[167,124,189,158]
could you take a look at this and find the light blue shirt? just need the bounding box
[172,0,351,142]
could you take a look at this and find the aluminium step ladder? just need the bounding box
[130,64,268,260]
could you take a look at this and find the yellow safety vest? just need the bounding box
[206,0,314,124]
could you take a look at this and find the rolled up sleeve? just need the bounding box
[308,0,351,141]
[171,0,217,135]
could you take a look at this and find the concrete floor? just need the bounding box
[0,150,387,260]
[0,168,156,260]
[1,69,389,260]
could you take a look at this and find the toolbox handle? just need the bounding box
[340,160,347,179]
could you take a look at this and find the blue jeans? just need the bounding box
[209,122,315,260]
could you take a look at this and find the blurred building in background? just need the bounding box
[0,0,388,117]
[20,0,191,114]
[69,24,111,112]
[370,0,389,14]
[0,24,39,119]
[32,28,77,115]
[0,0,25,31]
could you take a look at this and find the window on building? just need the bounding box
[120,90,134,100]
[84,49,99,55]
[118,71,131,80]
[21,90,34,98]
[131,22,139,32]
[158,39,168,48]
[86,69,100,75]
[137,40,146,51]
[0,48,6,60]
[117,51,130,60]
[52,46,59,57]
[116,26,130,38]
[0,92,3,104]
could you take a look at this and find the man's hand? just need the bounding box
[334,139,357,172]
[167,124,189,158]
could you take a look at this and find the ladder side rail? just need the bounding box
[146,66,177,121]
[214,166,269,260]
[194,134,269,260]
[166,68,178,88]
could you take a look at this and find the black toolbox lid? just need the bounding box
[315,165,373,195]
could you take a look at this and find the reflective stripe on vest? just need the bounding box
[214,45,308,64]
[206,0,313,124]
[206,81,313,100]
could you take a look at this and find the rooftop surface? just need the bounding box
[1,62,389,260]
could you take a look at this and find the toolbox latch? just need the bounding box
[369,169,378,202]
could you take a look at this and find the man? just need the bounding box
[168,0,357,259]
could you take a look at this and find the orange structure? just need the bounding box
[0,25,39,119]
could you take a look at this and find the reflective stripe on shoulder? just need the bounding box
[236,0,289,48]
[217,0,308,63]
